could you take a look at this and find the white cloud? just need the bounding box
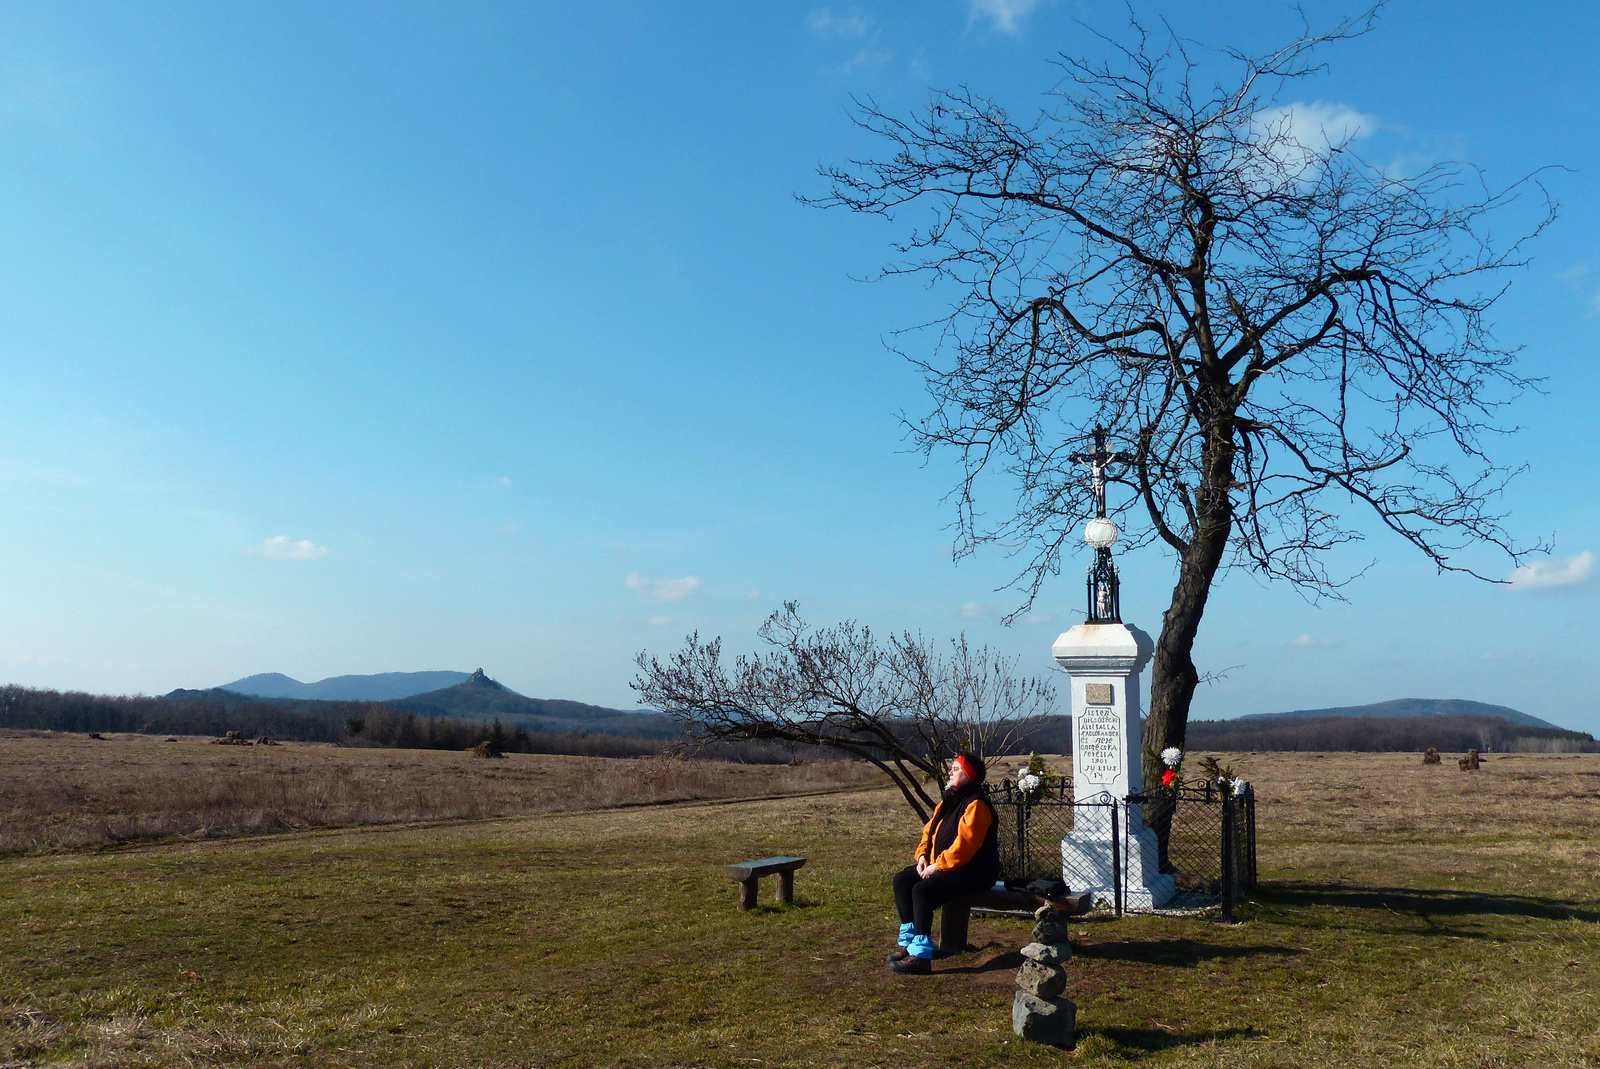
[625,572,704,601]
[1018,612,1058,627]
[1558,264,1600,316]
[648,615,674,627]
[1507,551,1595,591]
[747,589,762,601]
[251,536,329,561]
[807,8,889,73]
[1291,634,1343,649]
[808,7,870,35]
[1250,101,1376,181]
[967,0,1037,33]
[959,601,995,620]
[838,47,892,73]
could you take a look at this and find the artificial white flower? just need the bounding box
[1017,773,1042,793]
[1160,746,1183,768]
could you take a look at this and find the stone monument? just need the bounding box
[1052,428,1175,910]
[1011,905,1076,1047]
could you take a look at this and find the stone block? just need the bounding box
[1020,940,1072,965]
[1012,991,1076,1048]
[1015,959,1067,999]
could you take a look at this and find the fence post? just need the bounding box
[1015,797,1027,877]
[1221,790,1236,923]
[1246,786,1258,892]
[1111,801,1123,918]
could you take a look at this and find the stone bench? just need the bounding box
[939,888,1092,953]
[726,856,807,911]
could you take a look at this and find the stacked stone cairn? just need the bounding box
[1012,904,1075,1049]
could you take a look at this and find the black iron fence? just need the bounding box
[990,777,1258,921]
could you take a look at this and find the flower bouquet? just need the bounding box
[1013,751,1060,801]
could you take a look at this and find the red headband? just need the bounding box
[954,754,977,783]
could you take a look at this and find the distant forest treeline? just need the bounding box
[0,685,356,742]
[0,686,671,757]
[2,685,1591,757]
[1185,714,1597,753]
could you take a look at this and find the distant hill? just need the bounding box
[1189,713,1594,753]
[391,669,674,737]
[1239,698,1560,730]
[220,670,472,702]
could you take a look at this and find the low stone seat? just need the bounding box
[725,856,807,911]
[939,888,1092,953]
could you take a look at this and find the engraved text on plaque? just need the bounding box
[1076,705,1122,784]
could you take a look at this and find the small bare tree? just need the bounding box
[815,10,1554,782]
[633,603,1056,820]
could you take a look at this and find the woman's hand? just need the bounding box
[915,857,930,878]
[922,861,941,877]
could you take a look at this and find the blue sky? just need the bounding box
[0,1,1596,731]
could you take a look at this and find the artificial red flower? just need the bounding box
[1161,769,1177,787]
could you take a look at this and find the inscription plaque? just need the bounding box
[1084,682,1113,705]
[1076,705,1122,784]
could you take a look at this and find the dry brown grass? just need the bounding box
[1006,748,1600,898]
[1212,749,1600,900]
[0,732,882,854]
[0,749,1597,1066]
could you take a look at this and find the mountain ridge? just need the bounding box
[390,670,672,736]
[1237,697,1559,730]
[220,670,472,702]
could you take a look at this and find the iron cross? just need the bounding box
[1068,426,1135,518]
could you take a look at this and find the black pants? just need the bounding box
[892,863,996,936]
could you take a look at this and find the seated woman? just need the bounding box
[888,750,1000,974]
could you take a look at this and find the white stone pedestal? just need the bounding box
[1053,622,1175,910]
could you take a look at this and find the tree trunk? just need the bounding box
[1144,427,1235,786]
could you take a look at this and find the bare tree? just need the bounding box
[632,603,1056,821]
[814,10,1554,783]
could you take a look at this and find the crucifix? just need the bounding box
[1068,426,1134,621]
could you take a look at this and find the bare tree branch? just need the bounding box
[809,9,1553,781]
[632,603,1057,821]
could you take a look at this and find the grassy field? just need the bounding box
[0,733,879,853]
[1,746,1598,1067]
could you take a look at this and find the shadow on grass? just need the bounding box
[1259,882,1600,925]
[739,901,820,916]
[1076,940,1300,967]
[937,947,1024,974]
[1087,1025,1263,1052]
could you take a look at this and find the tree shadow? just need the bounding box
[1088,1025,1263,1052]
[1076,940,1300,967]
[1259,882,1600,925]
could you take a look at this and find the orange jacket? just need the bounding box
[914,797,995,872]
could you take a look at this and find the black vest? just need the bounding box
[930,783,1001,881]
